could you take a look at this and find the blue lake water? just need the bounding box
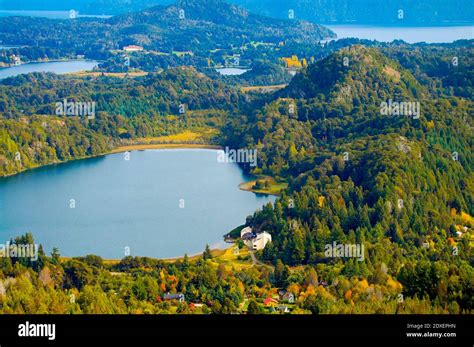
[0,149,275,259]
[326,24,474,43]
[0,60,99,79]
[216,68,250,76]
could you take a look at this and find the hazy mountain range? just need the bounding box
[1,0,473,25]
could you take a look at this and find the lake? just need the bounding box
[0,60,99,80]
[0,149,275,259]
[326,24,474,43]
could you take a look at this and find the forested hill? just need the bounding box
[226,45,473,204]
[220,45,474,311]
[108,0,334,46]
[0,67,242,117]
[222,46,473,314]
[0,0,334,56]
[280,45,425,101]
[380,41,474,100]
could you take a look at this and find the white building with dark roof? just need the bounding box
[250,231,272,251]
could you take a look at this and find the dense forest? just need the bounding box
[221,45,474,313]
[381,41,474,99]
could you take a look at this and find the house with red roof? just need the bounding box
[263,297,279,306]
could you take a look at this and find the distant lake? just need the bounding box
[0,60,99,79]
[0,10,112,19]
[0,149,275,259]
[0,45,25,50]
[326,25,474,43]
[216,68,250,76]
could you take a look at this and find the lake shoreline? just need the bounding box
[0,143,224,179]
[61,244,234,265]
[325,24,474,43]
[2,143,279,198]
[1,145,274,260]
[239,175,288,196]
[109,143,223,154]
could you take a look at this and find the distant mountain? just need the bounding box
[2,0,471,25]
[107,0,334,47]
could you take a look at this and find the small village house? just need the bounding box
[279,291,295,304]
[263,297,278,307]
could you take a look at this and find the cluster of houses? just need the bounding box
[162,291,294,314]
[240,227,272,251]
